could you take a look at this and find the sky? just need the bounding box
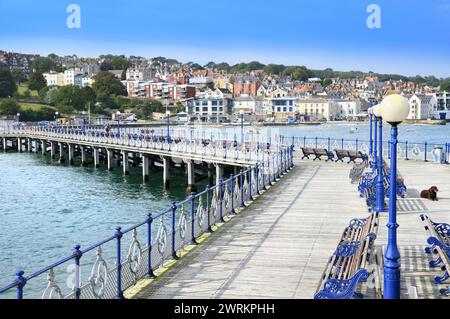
[1,0,450,77]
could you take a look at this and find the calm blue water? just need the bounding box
[0,123,448,297]
[0,152,205,295]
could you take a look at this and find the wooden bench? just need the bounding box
[313,148,335,161]
[301,147,315,159]
[420,214,450,266]
[349,161,368,184]
[314,213,379,299]
[335,149,368,164]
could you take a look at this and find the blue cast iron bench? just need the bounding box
[301,147,334,161]
[349,161,368,184]
[419,214,450,296]
[314,213,379,299]
[335,149,368,164]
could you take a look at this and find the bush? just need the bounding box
[0,99,20,115]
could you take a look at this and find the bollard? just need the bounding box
[115,227,124,299]
[248,166,253,201]
[424,142,428,162]
[145,213,156,279]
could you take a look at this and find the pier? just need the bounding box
[0,124,449,299]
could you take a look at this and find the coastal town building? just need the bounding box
[268,97,297,121]
[43,71,65,86]
[122,80,196,101]
[297,98,340,121]
[233,76,261,97]
[233,96,264,114]
[333,99,361,120]
[407,94,436,120]
[430,92,450,120]
[126,67,153,81]
[185,97,233,122]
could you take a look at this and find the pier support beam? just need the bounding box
[216,164,224,187]
[50,142,56,159]
[68,144,74,165]
[80,146,87,166]
[93,148,100,168]
[27,139,32,153]
[34,140,39,153]
[142,155,149,182]
[107,149,114,171]
[41,140,46,155]
[186,161,196,192]
[59,142,65,163]
[2,138,6,151]
[208,163,214,185]
[122,151,129,175]
[17,138,22,152]
[163,157,170,189]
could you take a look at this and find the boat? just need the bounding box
[349,127,359,133]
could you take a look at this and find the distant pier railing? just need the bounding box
[0,142,294,299]
[281,136,450,164]
[1,126,286,166]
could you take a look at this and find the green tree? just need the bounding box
[31,57,55,73]
[110,56,130,70]
[11,69,26,85]
[28,72,47,91]
[322,78,332,87]
[54,85,86,111]
[263,64,285,75]
[441,81,450,92]
[0,99,20,115]
[92,71,127,101]
[0,69,17,98]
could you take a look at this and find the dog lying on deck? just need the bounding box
[420,186,439,201]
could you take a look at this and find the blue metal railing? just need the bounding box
[0,146,294,299]
[281,135,450,165]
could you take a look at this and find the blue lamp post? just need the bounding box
[368,108,373,156]
[374,105,385,213]
[166,110,171,144]
[380,94,410,299]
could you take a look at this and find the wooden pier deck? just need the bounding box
[127,158,369,299]
[126,157,450,299]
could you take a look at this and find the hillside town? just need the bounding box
[1,49,450,123]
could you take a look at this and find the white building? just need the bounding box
[126,68,153,81]
[333,99,361,120]
[430,92,450,120]
[233,96,264,114]
[186,97,233,122]
[43,71,65,86]
[64,68,84,85]
[407,94,436,120]
[297,98,340,121]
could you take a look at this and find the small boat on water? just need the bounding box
[349,127,359,133]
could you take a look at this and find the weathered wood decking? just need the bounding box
[127,158,368,299]
[126,158,450,299]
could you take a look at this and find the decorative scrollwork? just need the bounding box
[127,229,142,276]
[89,246,108,299]
[42,268,64,299]
[335,240,361,257]
[178,205,188,240]
[196,199,205,228]
[156,220,168,255]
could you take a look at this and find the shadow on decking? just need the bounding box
[397,198,428,213]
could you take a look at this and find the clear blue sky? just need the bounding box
[1,0,450,77]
